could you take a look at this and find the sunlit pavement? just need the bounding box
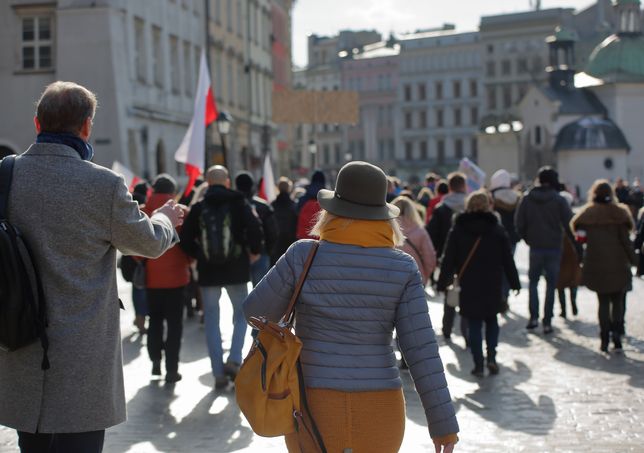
[1,242,643,452]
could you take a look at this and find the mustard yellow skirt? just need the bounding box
[285,388,406,453]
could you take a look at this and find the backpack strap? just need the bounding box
[296,359,328,453]
[0,155,16,219]
[281,241,319,326]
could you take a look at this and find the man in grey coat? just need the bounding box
[0,81,184,452]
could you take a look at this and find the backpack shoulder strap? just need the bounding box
[0,155,16,219]
[281,241,319,325]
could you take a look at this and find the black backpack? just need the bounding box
[198,201,241,265]
[0,155,50,369]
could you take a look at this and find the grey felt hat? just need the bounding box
[317,161,400,220]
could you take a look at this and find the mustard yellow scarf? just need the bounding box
[319,217,394,248]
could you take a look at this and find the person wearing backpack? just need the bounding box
[0,81,183,452]
[180,165,263,389]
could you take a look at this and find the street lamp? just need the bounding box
[308,139,317,169]
[216,111,232,169]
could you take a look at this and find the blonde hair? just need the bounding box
[310,210,405,247]
[465,189,492,213]
[392,196,423,228]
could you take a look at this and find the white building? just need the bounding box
[0,0,204,180]
[397,27,483,181]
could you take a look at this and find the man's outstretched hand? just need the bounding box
[154,200,186,228]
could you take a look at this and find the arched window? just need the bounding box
[156,140,166,175]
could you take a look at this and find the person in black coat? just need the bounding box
[270,177,298,265]
[234,171,278,286]
[438,190,521,377]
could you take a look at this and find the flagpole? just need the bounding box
[204,0,211,170]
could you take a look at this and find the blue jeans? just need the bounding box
[250,254,271,287]
[468,316,499,366]
[528,249,562,325]
[132,287,148,316]
[201,284,249,377]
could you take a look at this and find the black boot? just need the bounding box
[571,299,578,316]
[487,352,499,375]
[471,362,484,377]
[600,332,609,353]
[613,334,623,351]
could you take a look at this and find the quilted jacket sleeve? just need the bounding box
[243,241,301,322]
[396,268,459,438]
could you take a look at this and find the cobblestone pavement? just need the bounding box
[1,243,644,452]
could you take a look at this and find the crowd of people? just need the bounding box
[3,81,643,453]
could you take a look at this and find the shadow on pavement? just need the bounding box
[114,381,253,453]
[122,332,144,366]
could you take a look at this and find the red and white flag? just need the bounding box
[258,152,276,203]
[174,50,218,196]
[111,161,142,192]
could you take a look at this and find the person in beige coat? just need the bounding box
[571,180,637,353]
[0,82,183,452]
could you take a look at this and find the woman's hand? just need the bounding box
[434,441,455,453]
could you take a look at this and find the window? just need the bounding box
[534,126,543,146]
[335,145,341,164]
[518,83,529,100]
[486,61,495,77]
[323,145,330,165]
[501,60,511,76]
[405,112,413,129]
[435,81,443,100]
[470,79,478,97]
[20,15,53,70]
[404,84,412,101]
[227,0,233,31]
[532,56,543,72]
[237,0,243,36]
[405,142,413,161]
[487,86,497,110]
[453,80,461,98]
[437,139,445,165]
[419,110,427,128]
[169,35,180,94]
[487,44,494,54]
[503,85,512,108]
[517,58,529,74]
[436,109,444,128]
[470,107,479,125]
[134,17,147,82]
[228,61,234,106]
[471,138,478,161]
[418,83,426,100]
[378,140,385,161]
[455,139,463,159]
[214,0,221,24]
[454,108,462,127]
[152,26,163,87]
[420,141,428,160]
[183,41,192,96]
[388,139,395,160]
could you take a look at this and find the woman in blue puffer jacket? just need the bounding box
[243,161,459,453]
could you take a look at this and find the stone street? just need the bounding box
[1,243,643,452]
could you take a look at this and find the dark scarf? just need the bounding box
[36,132,94,161]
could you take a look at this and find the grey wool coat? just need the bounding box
[243,240,459,439]
[0,143,177,433]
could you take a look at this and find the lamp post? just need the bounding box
[216,111,232,169]
[308,139,317,170]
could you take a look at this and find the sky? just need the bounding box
[292,0,597,67]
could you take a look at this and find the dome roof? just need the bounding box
[586,33,644,82]
[554,117,630,151]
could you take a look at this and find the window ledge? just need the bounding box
[14,68,55,75]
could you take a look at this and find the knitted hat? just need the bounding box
[235,172,255,194]
[537,166,559,187]
[490,169,511,190]
[152,173,177,195]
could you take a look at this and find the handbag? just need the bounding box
[235,242,327,452]
[446,237,481,308]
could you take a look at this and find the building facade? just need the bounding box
[0,0,204,180]
[397,28,483,181]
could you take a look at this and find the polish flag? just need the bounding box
[174,50,218,196]
[258,152,276,203]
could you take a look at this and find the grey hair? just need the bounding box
[36,81,97,134]
[310,210,405,247]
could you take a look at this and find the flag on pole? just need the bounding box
[458,157,486,193]
[174,50,218,196]
[111,161,142,191]
[258,153,276,203]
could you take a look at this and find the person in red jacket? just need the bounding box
[296,170,326,239]
[142,174,192,383]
